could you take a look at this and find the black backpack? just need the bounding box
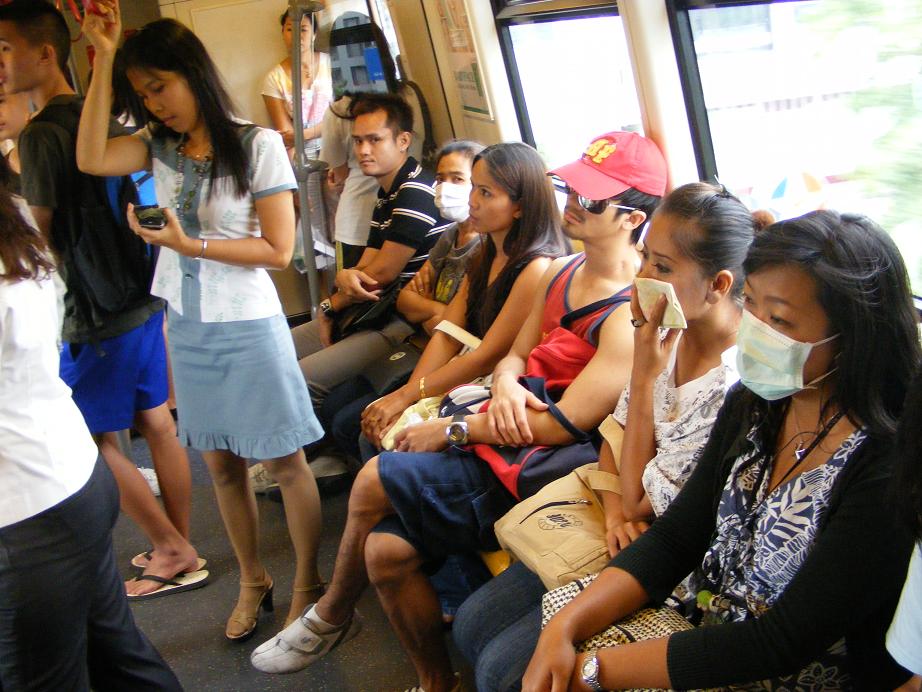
[29,99,155,331]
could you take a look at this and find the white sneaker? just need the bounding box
[250,605,362,674]
[138,467,160,497]
[249,463,279,494]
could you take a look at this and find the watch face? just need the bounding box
[447,422,468,444]
[582,654,598,679]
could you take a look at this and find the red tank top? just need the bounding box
[539,254,631,348]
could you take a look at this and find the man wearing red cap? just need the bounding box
[251,131,668,692]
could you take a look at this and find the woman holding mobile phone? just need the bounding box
[77,3,327,641]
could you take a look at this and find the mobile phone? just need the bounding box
[634,277,687,329]
[135,205,167,230]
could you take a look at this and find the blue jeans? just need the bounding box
[453,562,546,692]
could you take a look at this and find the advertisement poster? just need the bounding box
[435,0,492,119]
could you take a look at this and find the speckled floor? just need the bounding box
[115,441,475,692]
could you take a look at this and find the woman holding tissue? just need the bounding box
[454,182,766,691]
[76,7,327,640]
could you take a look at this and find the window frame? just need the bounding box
[493,3,620,149]
[665,0,808,180]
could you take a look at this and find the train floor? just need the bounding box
[115,438,476,692]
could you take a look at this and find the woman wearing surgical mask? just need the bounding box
[305,140,486,469]
[521,210,920,691]
[394,140,483,332]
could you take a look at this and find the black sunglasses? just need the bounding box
[551,178,638,215]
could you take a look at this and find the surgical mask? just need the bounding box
[736,309,839,401]
[434,182,472,222]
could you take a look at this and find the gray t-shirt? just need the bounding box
[428,223,481,304]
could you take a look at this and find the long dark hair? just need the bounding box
[743,210,920,444]
[464,143,568,336]
[0,161,54,282]
[657,182,767,301]
[120,19,249,198]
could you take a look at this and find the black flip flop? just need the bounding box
[126,569,210,601]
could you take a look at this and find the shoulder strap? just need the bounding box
[400,79,435,167]
[584,286,633,346]
[520,376,592,443]
[545,254,585,299]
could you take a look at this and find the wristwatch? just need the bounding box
[581,648,603,691]
[319,298,335,317]
[445,413,469,446]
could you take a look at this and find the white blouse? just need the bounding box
[0,259,97,527]
[613,339,739,517]
[139,126,296,323]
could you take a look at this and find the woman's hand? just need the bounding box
[606,515,651,558]
[487,372,548,446]
[393,417,450,453]
[629,292,680,387]
[408,265,432,298]
[81,0,121,56]
[127,204,197,256]
[362,388,414,444]
[522,623,579,692]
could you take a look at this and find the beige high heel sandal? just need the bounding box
[225,571,274,642]
[285,582,326,627]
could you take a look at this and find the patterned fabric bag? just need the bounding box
[541,573,694,692]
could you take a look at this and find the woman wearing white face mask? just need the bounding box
[522,210,920,691]
[394,141,482,332]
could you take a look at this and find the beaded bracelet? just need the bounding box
[418,376,427,401]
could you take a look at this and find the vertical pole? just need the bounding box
[289,0,328,318]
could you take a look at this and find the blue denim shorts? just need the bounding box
[374,447,517,565]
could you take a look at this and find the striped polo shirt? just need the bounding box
[366,156,450,285]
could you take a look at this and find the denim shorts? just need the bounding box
[374,447,517,566]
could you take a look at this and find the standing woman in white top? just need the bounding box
[77,5,326,641]
[261,10,332,162]
[0,169,181,689]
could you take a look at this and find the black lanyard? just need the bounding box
[745,409,846,518]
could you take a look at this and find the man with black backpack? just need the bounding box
[0,1,204,602]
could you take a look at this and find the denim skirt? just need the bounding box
[167,308,324,460]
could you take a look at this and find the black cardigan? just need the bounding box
[608,385,913,689]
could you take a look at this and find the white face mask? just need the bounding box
[434,181,472,223]
[736,309,839,401]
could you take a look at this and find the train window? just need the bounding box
[497,8,643,169]
[678,0,922,289]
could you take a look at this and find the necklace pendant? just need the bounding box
[793,442,807,462]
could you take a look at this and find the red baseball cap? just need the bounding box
[549,131,667,200]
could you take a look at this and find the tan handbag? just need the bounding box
[492,415,626,590]
[493,462,621,590]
